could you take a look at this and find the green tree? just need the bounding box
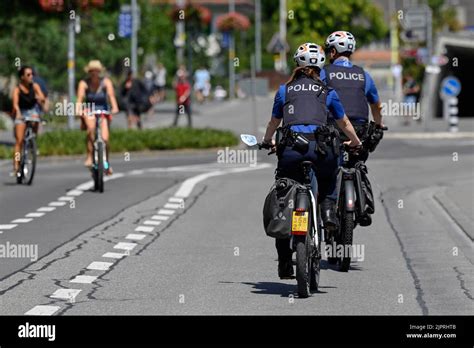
[286,0,388,50]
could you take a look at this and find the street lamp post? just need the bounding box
[228,0,236,99]
[67,16,75,129]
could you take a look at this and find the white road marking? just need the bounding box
[75,181,94,191]
[114,242,137,251]
[157,209,175,215]
[26,212,45,218]
[50,288,82,300]
[164,203,182,209]
[135,226,154,233]
[66,190,83,196]
[49,201,67,207]
[70,275,98,284]
[385,132,474,139]
[129,169,144,175]
[38,206,56,212]
[87,261,113,271]
[143,220,161,226]
[58,196,75,201]
[168,197,184,203]
[151,215,169,221]
[25,305,61,316]
[0,224,18,230]
[12,218,33,223]
[126,233,147,241]
[174,171,225,198]
[102,252,127,259]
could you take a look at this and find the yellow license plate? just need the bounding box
[292,211,309,233]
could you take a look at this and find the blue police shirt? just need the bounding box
[271,83,345,133]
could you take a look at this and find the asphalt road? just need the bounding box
[0,98,473,315]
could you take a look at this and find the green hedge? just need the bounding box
[0,128,238,159]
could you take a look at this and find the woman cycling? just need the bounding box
[12,66,45,177]
[76,60,119,175]
[262,43,362,279]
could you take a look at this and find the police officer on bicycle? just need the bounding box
[262,43,362,279]
[322,31,384,158]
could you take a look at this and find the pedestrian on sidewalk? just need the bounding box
[173,70,192,128]
[402,73,421,126]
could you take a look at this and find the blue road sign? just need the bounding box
[440,76,461,98]
[118,11,132,38]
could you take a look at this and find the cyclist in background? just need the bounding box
[11,66,45,177]
[76,60,119,175]
[322,31,384,154]
[262,43,362,279]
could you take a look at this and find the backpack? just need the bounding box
[263,177,305,239]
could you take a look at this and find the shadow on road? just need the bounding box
[321,260,364,272]
[240,281,331,296]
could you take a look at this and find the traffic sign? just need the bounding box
[266,33,289,54]
[440,76,461,98]
[118,10,132,38]
[402,7,430,30]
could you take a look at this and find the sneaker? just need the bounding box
[278,259,295,279]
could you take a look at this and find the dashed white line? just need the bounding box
[135,226,154,233]
[38,206,56,212]
[87,261,113,271]
[12,218,33,223]
[126,233,147,241]
[157,209,175,215]
[168,197,185,204]
[143,220,161,226]
[25,305,61,316]
[114,242,137,251]
[49,201,67,207]
[25,212,45,218]
[58,196,75,201]
[0,224,18,230]
[66,190,83,196]
[151,215,169,221]
[102,252,127,259]
[50,288,82,300]
[164,203,182,209]
[70,275,98,284]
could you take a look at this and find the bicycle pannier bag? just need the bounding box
[355,162,375,217]
[263,177,305,239]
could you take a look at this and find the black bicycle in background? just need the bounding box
[88,110,110,193]
[327,123,388,271]
[16,120,39,185]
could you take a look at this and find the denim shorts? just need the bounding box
[15,105,41,124]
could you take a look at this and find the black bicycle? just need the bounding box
[241,134,322,297]
[327,125,387,271]
[88,110,110,193]
[16,120,38,185]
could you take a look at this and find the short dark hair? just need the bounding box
[18,66,33,78]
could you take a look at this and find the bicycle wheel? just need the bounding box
[339,211,354,272]
[310,209,321,291]
[96,142,104,193]
[24,138,37,185]
[295,235,310,298]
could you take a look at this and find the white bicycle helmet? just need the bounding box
[293,42,326,70]
[325,31,356,54]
